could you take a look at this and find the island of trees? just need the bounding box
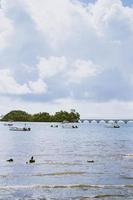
[1,110,80,123]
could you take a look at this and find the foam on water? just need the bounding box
[0,184,131,190]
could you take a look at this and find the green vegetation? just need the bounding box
[1,110,80,122]
[2,110,31,122]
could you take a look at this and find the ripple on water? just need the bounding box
[0,184,131,190]
[0,171,86,179]
[70,194,126,199]
[0,184,131,200]
[93,194,126,199]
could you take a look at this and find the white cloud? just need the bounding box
[22,0,133,46]
[29,79,47,94]
[89,0,133,39]
[1,0,133,116]
[67,59,101,83]
[23,0,75,47]
[36,56,100,84]
[22,0,99,49]
[0,69,30,94]
[37,56,67,79]
[0,69,47,95]
[0,11,14,50]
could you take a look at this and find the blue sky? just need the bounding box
[122,0,133,6]
[80,0,133,6]
[0,0,133,117]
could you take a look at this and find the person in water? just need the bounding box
[29,156,35,163]
[7,158,13,162]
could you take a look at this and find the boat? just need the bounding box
[9,124,31,131]
[105,122,120,128]
[61,120,78,129]
[62,124,78,128]
[4,122,13,126]
[10,127,31,131]
[50,124,59,128]
[62,123,78,129]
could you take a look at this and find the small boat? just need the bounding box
[105,122,120,128]
[113,124,120,128]
[50,124,59,128]
[10,125,31,131]
[4,123,13,126]
[62,124,78,129]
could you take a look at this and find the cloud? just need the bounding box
[26,0,133,104]
[37,56,67,79]
[0,69,47,95]
[0,69,30,94]
[0,0,133,116]
[67,59,101,83]
[90,0,133,40]
[23,0,78,48]
[0,11,14,50]
[29,79,47,94]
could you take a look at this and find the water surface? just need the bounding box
[0,122,133,199]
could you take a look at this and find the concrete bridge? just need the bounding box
[80,119,133,124]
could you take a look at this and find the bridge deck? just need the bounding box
[80,119,133,123]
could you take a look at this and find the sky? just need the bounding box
[81,0,133,6]
[0,0,133,118]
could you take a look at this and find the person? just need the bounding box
[7,158,13,162]
[29,156,35,163]
[87,160,94,163]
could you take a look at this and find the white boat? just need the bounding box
[10,125,31,131]
[4,123,13,126]
[105,122,120,128]
[62,123,78,129]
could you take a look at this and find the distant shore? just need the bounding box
[1,110,80,123]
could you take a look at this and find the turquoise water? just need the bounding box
[0,122,133,199]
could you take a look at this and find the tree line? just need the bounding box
[1,110,80,122]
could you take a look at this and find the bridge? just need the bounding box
[80,119,133,124]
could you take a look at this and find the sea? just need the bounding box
[0,121,133,199]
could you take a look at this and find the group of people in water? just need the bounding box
[7,157,94,164]
[7,156,35,164]
[51,125,78,128]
